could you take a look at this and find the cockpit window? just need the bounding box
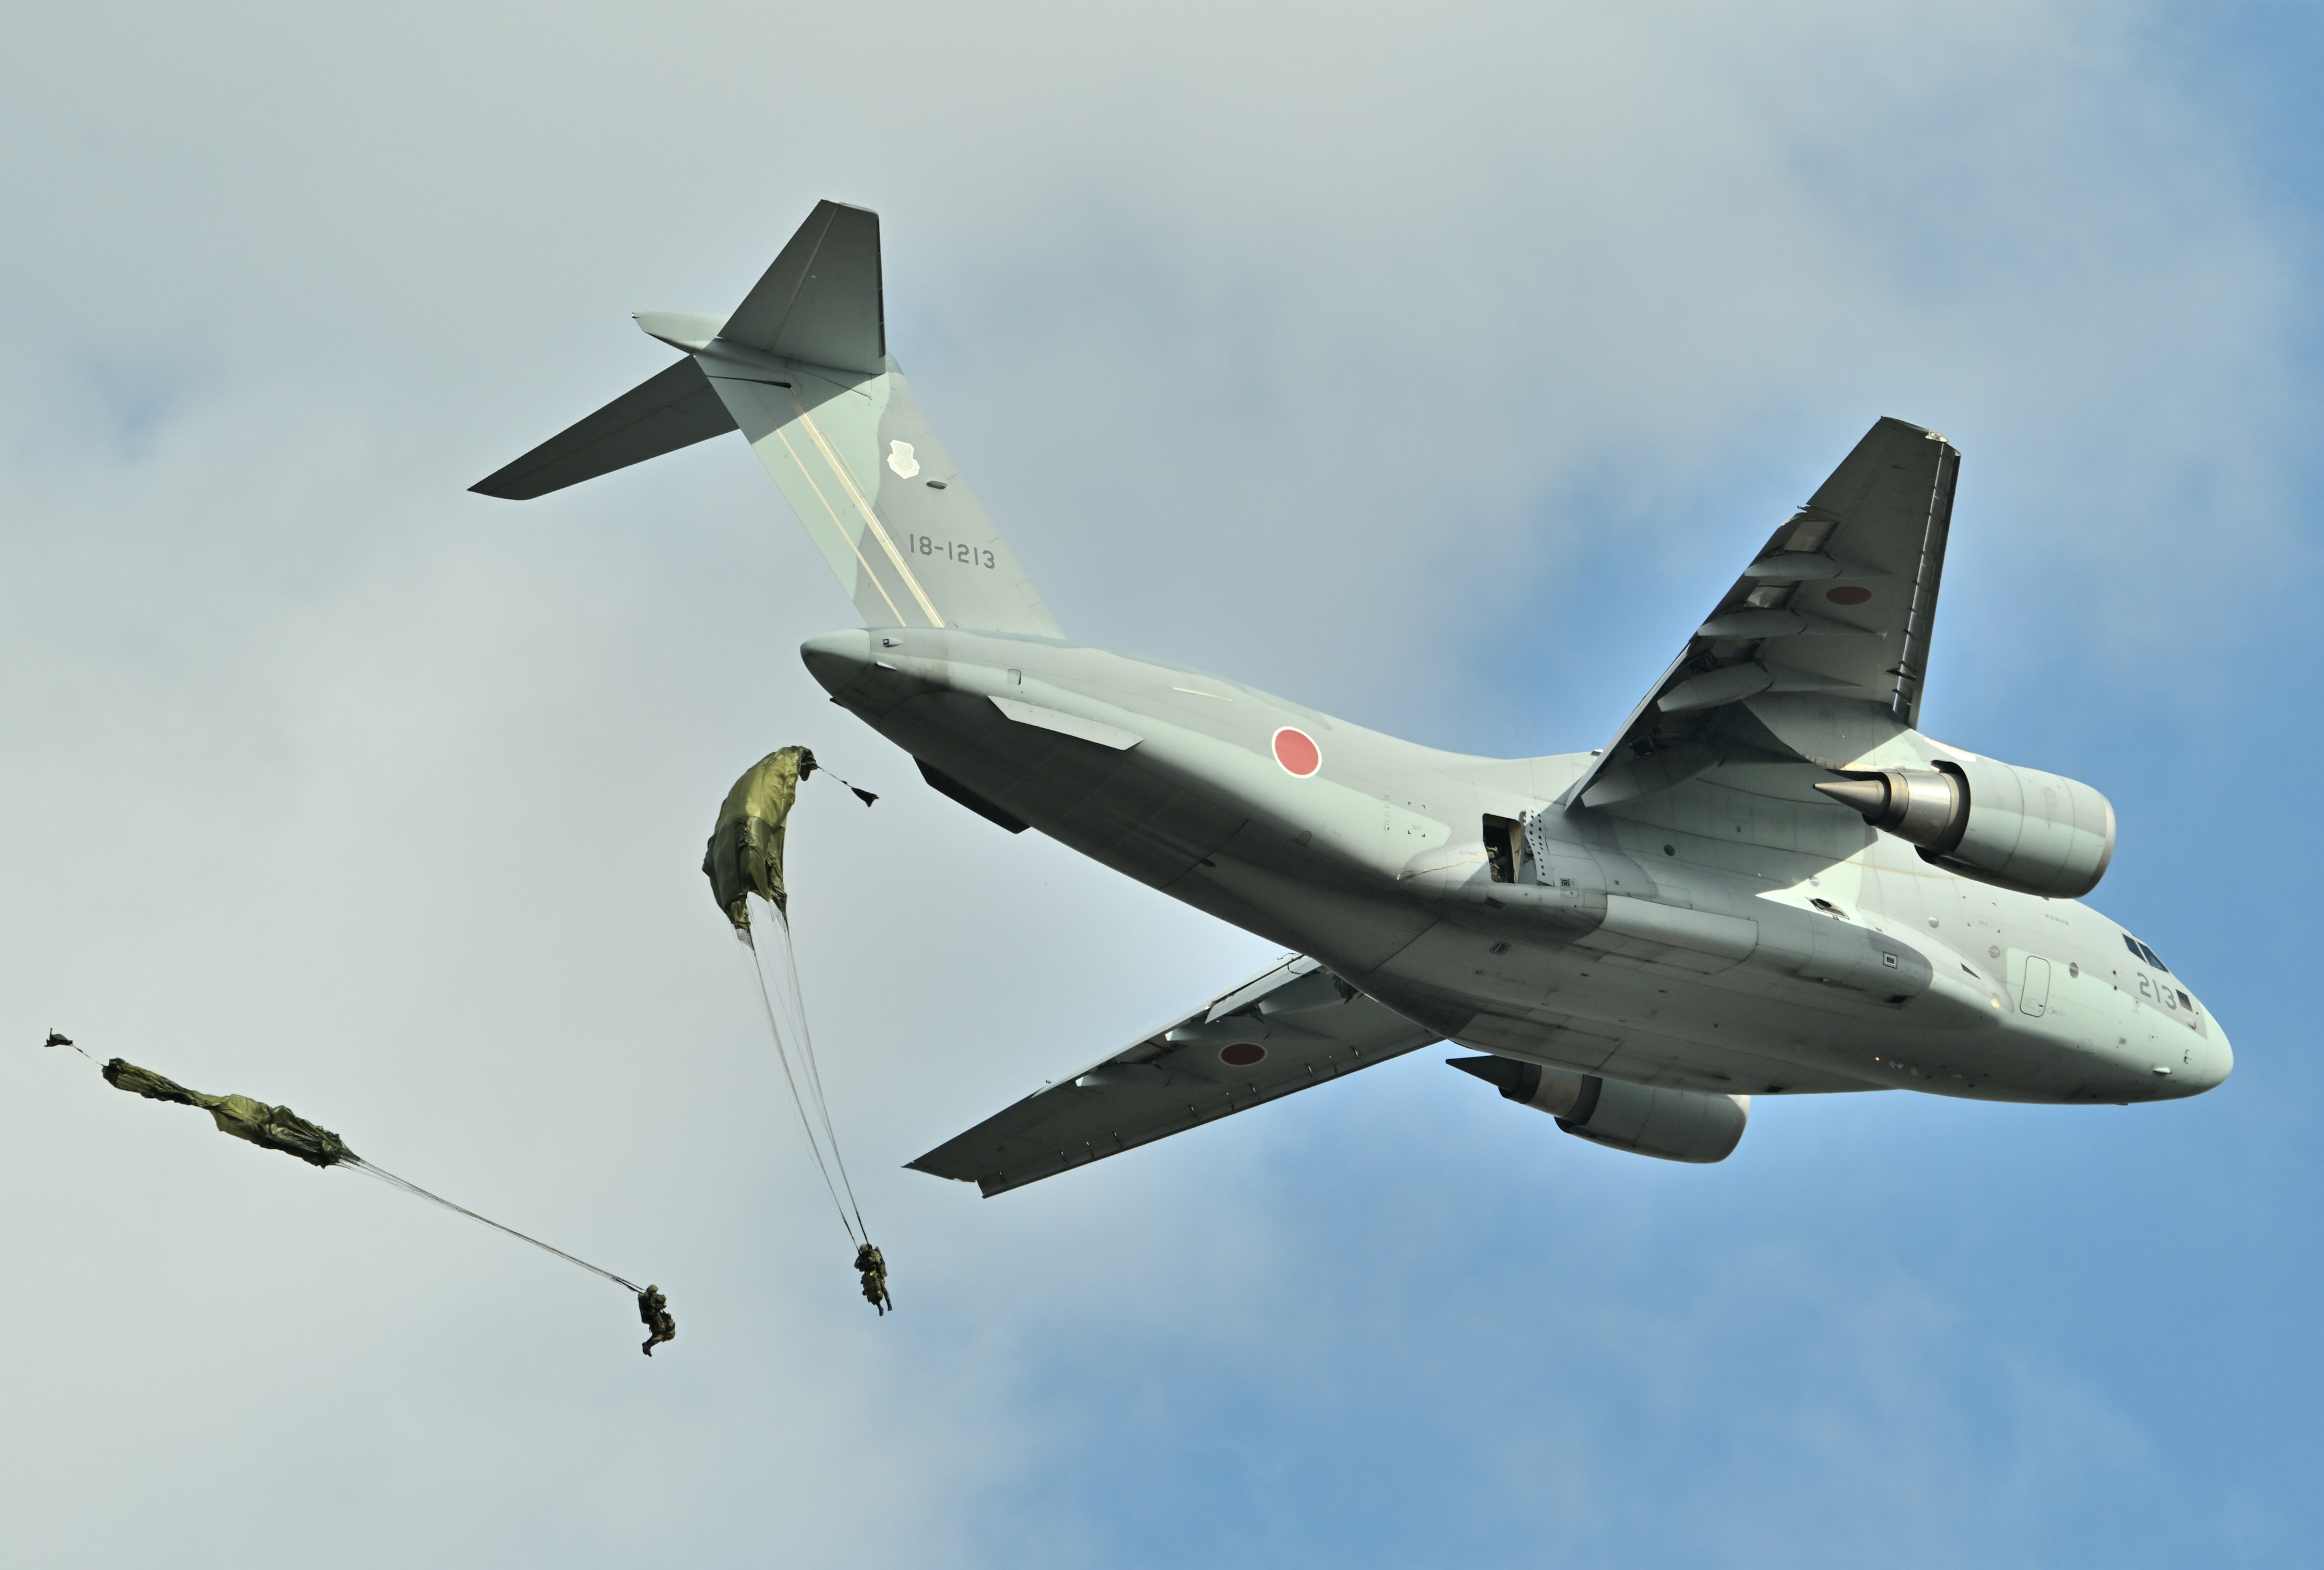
[2141,944,2170,973]
[2123,934,2144,961]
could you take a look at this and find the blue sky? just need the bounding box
[2,4,2319,1565]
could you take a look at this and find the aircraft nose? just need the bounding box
[2199,1020,2234,1091]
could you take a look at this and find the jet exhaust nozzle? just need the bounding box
[1813,770,1965,847]
[1811,777,1888,817]
[1446,1056,1747,1163]
[1813,760,2114,899]
[1448,1054,1529,1097]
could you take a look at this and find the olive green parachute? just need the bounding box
[70,1043,662,1341]
[703,745,818,930]
[102,1057,352,1168]
[701,748,890,1307]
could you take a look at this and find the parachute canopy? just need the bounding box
[703,745,818,930]
[103,1057,352,1168]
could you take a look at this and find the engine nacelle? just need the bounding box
[1449,1057,1749,1164]
[1815,756,2115,899]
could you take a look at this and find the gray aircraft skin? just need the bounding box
[476,200,2229,1194]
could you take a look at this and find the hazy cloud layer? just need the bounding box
[4,4,2317,1566]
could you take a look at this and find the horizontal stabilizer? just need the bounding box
[721,200,885,373]
[470,357,736,500]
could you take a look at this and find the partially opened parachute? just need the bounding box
[103,1058,352,1168]
[703,744,889,1310]
[53,1040,672,1355]
[704,745,817,929]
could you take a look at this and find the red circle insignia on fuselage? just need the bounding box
[1272,727,1321,777]
[1219,1042,1266,1066]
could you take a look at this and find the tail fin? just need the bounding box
[470,200,1062,639]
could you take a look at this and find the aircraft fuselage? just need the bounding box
[804,625,2230,1109]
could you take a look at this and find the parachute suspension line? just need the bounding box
[763,904,869,1245]
[738,930,859,1247]
[341,1157,645,1294]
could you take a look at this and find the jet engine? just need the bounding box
[1449,1056,1749,1164]
[1814,757,2115,899]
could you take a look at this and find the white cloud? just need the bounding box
[1,2,2309,1564]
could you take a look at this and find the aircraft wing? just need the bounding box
[1566,417,1961,809]
[908,956,1440,1197]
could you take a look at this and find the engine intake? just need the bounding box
[1449,1056,1749,1164]
[1814,756,2115,899]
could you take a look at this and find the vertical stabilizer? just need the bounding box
[699,344,1060,637]
[721,202,885,372]
[470,200,1062,639]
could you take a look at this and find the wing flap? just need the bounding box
[908,957,1439,1197]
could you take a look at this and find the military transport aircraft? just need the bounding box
[475,200,2230,1195]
